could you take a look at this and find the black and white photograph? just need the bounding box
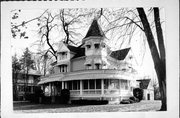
[1,0,179,118]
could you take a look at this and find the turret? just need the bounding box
[82,19,109,69]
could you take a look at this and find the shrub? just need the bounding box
[129,96,139,103]
[133,88,143,101]
[71,100,108,105]
[61,89,70,104]
[25,86,44,103]
[120,99,131,104]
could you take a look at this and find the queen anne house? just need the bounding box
[38,19,141,103]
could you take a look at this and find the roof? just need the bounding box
[110,48,131,60]
[84,19,105,38]
[38,69,137,84]
[38,74,64,85]
[19,69,41,76]
[136,79,151,89]
[67,45,85,59]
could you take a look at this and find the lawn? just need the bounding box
[14,100,161,113]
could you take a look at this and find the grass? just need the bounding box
[13,100,161,113]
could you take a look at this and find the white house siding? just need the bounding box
[54,66,60,74]
[143,89,154,100]
[71,58,85,71]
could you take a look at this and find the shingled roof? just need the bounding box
[110,48,130,60]
[67,45,85,59]
[137,79,151,89]
[84,19,105,38]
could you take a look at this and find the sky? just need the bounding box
[10,8,163,79]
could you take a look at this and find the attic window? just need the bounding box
[62,52,66,55]
[86,45,91,49]
[94,43,100,49]
[95,63,101,69]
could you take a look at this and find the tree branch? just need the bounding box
[11,9,48,29]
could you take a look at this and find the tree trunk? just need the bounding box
[153,7,166,110]
[137,8,167,111]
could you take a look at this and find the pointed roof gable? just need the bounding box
[67,45,85,59]
[84,19,105,38]
[136,79,151,89]
[110,48,131,60]
[57,41,70,53]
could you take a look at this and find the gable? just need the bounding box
[57,42,70,52]
[137,79,151,89]
[110,48,130,60]
[84,19,105,38]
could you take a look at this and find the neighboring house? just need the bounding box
[38,19,140,103]
[137,79,154,100]
[13,69,41,101]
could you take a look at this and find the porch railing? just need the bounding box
[82,89,101,95]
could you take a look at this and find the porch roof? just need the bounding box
[38,74,64,85]
[62,73,135,81]
[38,69,138,84]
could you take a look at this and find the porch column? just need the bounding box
[80,80,82,95]
[64,82,67,89]
[51,83,55,103]
[101,79,104,95]
[62,81,64,89]
[119,80,121,101]
[49,83,51,96]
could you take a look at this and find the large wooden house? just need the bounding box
[13,69,41,101]
[38,19,140,103]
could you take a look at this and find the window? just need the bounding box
[59,52,67,60]
[86,64,91,70]
[96,79,101,89]
[95,64,101,69]
[86,45,91,49]
[67,81,72,90]
[102,44,106,48]
[82,80,101,90]
[18,85,25,92]
[89,80,95,89]
[59,65,68,73]
[83,80,88,89]
[94,43,100,49]
[104,79,109,89]
[110,79,119,89]
[121,80,129,90]
[72,80,80,90]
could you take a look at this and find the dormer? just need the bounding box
[57,41,72,63]
[109,47,137,72]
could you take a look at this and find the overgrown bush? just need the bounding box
[120,99,131,104]
[25,86,43,103]
[129,96,139,103]
[71,100,108,105]
[133,88,143,101]
[61,89,70,104]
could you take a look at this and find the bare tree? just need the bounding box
[137,8,166,110]
[12,54,22,100]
